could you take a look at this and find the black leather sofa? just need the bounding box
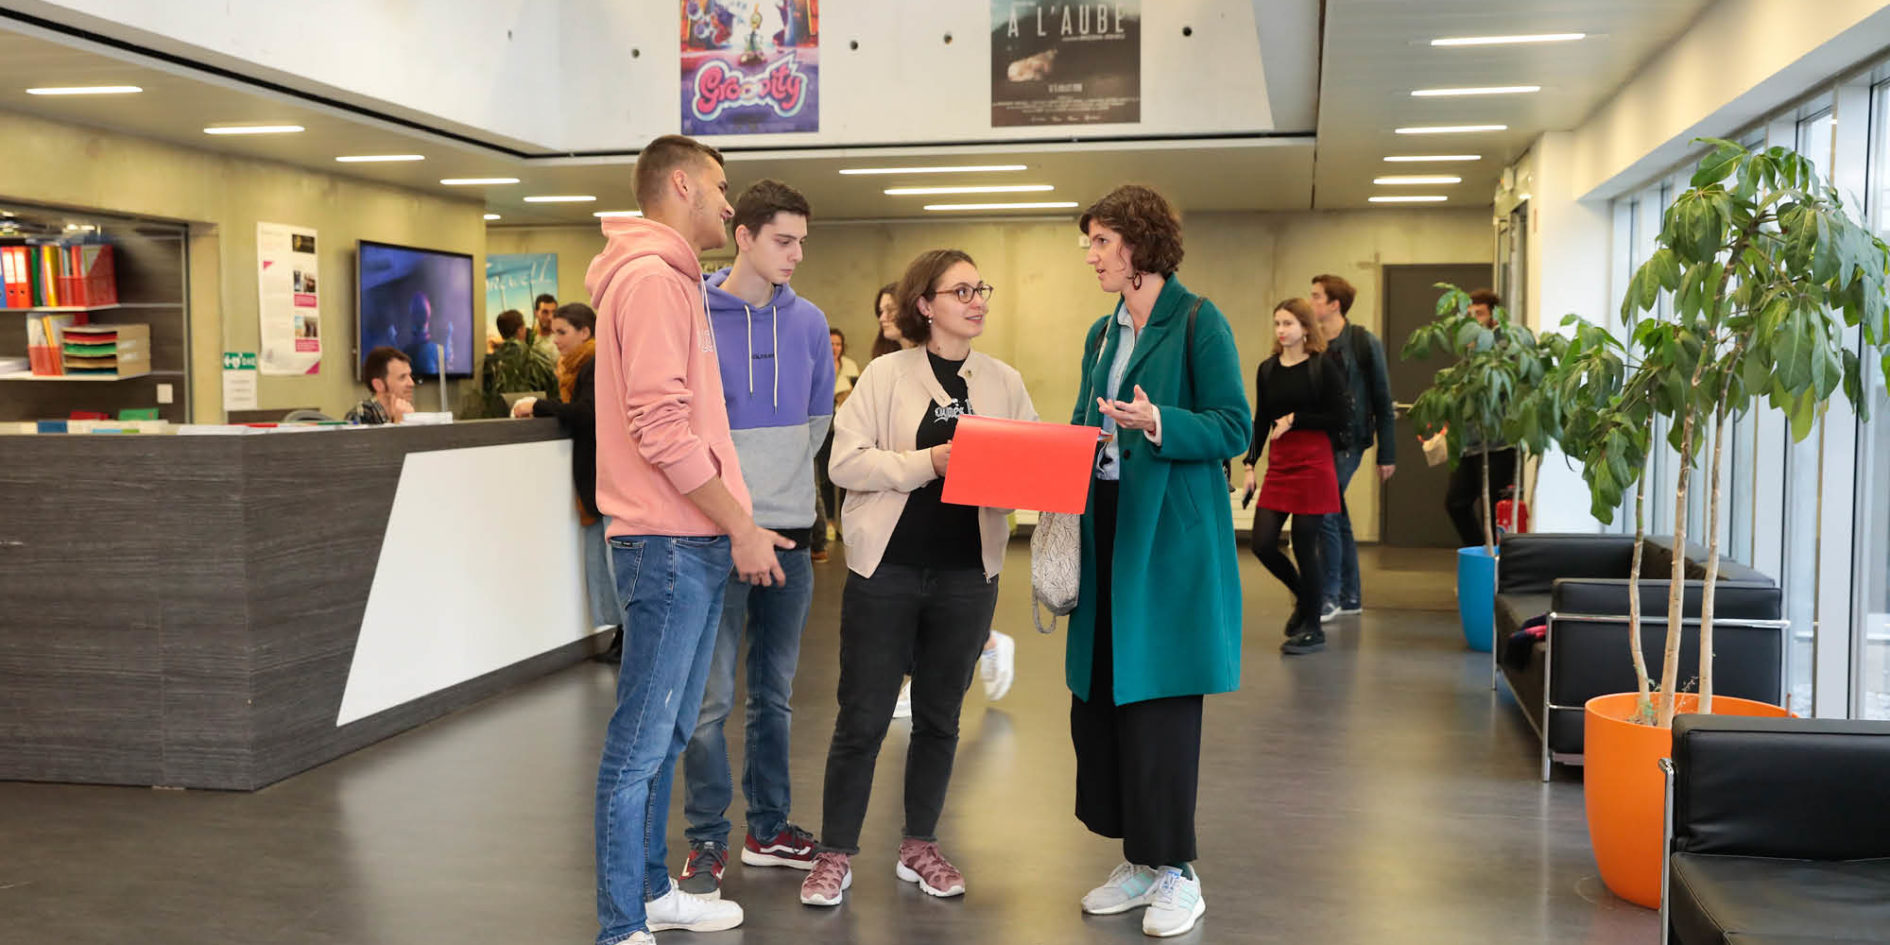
[1494,533,1787,779]
[1663,715,1890,945]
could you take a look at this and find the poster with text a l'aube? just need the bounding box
[992,2,1141,127]
[257,222,321,375]
[681,0,819,136]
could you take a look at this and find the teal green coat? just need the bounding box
[1066,277,1251,705]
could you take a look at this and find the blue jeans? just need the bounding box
[584,517,622,629]
[595,535,732,944]
[682,547,814,846]
[1321,447,1364,608]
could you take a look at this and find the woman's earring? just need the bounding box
[1130,271,1144,291]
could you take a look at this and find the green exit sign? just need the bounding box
[222,351,258,371]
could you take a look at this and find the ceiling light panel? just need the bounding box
[204,123,304,135]
[26,85,142,95]
[884,184,1054,196]
[1374,175,1463,185]
[923,201,1079,212]
[336,154,425,163]
[523,195,597,203]
[1430,33,1585,47]
[1384,154,1482,162]
[840,165,1028,176]
[1395,124,1508,135]
[441,177,520,185]
[483,214,501,221]
[1369,195,1449,203]
[1411,86,1540,97]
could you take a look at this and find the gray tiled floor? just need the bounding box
[0,542,1657,944]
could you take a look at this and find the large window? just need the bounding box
[1857,78,1890,719]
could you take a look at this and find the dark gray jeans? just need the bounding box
[817,564,999,855]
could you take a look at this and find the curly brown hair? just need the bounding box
[1270,298,1328,358]
[1078,184,1184,277]
[893,250,975,347]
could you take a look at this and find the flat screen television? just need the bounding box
[356,240,475,379]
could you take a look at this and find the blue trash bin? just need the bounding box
[1457,546,1498,652]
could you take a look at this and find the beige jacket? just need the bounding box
[830,345,1039,580]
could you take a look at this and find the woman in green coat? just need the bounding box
[1066,185,1250,939]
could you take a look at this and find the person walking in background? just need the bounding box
[588,134,794,945]
[1445,288,1519,547]
[481,309,560,417]
[529,292,560,366]
[679,178,834,901]
[799,249,1038,909]
[1308,274,1396,621]
[1240,298,1351,655]
[1068,185,1249,939]
[869,282,905,359]
[810,326,862,563]
[509,303,623,663]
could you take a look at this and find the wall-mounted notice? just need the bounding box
[992,2,1141,127]
[681,0,820,136]
[221,351,258,413]
[257,223,321,375]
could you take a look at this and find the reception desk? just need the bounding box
[0,419,603,790]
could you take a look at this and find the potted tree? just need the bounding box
[1402,286,1564,651]
[1561,139,1890,909]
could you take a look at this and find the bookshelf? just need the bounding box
[0,201,189,422]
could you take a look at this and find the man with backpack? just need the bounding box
[1309,274,1396,621]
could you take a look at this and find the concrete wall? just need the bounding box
[494,206,1494,540]
[0,107,487,420]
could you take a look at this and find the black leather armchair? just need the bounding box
[1663,715,1890,945]
[1495,534,1787,780]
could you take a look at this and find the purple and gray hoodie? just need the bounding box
[705,267,835,531]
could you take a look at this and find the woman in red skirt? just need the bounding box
[1239,298,1351,654]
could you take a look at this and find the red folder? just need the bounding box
[941,415,1102,515]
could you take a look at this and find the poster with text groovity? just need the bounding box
[681,0,819,136]
[992,1,1140,127]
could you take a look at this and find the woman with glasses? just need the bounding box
[800,249,1037,908]
[1066,185,1250,938]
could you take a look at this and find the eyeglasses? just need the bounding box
[927,282,995,304]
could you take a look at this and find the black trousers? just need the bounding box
[818,564,998,855]
[1446,447,1518,547]
[1250,507,1325,627]
[1071,479,1205,867]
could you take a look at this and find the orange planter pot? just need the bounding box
[1583,692,1790,909]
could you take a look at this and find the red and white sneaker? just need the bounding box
[679,841,729,899]
[742,824,818,870]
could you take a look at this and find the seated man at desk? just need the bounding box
[347,346,416,425]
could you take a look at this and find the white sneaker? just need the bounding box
[892,678,912,719]
[1081,861,1160,915]
[1141,866,1205,938]
[607,933,654,945]
[645,879,744,933]
[980,631,1015,702]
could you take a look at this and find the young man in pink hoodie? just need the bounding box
[588,134,793,945]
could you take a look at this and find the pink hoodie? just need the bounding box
[589,216,751,538]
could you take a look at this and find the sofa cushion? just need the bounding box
[1497,533,1634,593]
[1667,854,1890,945]
[1496,592,1550,638]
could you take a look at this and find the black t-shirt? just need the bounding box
[881,351,983,570]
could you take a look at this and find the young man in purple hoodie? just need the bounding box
[678,179,836,899]
[587,135,793,945]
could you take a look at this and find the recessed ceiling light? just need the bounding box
[336,154,426,163]
[1395,124,1508,135]
[204,123,305,135]
[1384,154,1482,162]
[923,201,1080,212]
[594,210,644,217]
[26,85,142,95]
[524,195,597,203]
[1374,175,1463,185]
[1369,195,1449,203]
[885,184,1054,196]
[1411,85,1540,97]
[483,213,501,221]
[840,164,1028,176]
[1431,33,1585,47]
[440,177,521,186]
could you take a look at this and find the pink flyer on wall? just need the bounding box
[257,222,321,375]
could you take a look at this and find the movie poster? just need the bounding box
[257,222,321,375]
[991,2,1140,127]
[681,0,819,136]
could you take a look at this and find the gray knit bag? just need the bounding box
[1030,511,1082,633]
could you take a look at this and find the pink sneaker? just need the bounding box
[799,851,852,907]
[895,838,965,898]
